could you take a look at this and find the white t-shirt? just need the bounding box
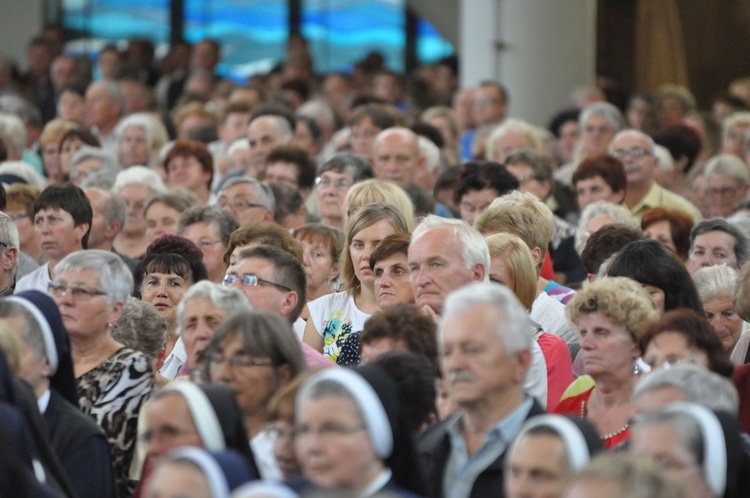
[160,336,187,380]
[15,262,51,294]
[306,291,370,363]
[531,292,579,345]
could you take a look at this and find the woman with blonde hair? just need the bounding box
[39,119,80,183]
[342,179,414,230]
[485,233,573,409]
[303,203,410,363]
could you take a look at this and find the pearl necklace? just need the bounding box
[580,399,630,441]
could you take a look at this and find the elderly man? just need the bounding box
[16,184,91,294]
[247,114,294,175]
[408,216,488,318]
[84,188,137,272]
[0,212,35,296]
[418,283,544,498]
[687,217,749,273]
[372,127,426,184]
[217,176,275,226]
[609,129,702,223]
[177,205,239,283]
[84,81,126,152]
[703,154,750,217]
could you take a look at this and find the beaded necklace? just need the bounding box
[580,399,630,441]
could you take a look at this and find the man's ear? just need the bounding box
[280,291,299,319]
[3,246,17,272]
[472,263,485,282]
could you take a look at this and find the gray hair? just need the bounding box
[112,165,167,195]
[81,168,120,190]
[98,80,127,117]
[226,137,249,156]
[440,282,532,355]
[219,176,275,212]
[111,297,167,359]
[580,101,626,132]
[114,112,169,166]
[631,410,703,470]
[88,188,127,228]
[318,152,376,182]
[0,212,19,279]
[177,205,239,246]
[70,145,117,170]
[485,118,543,161]
[175,281,251,336]
[297,99,336,130]
[418,135,441,174]
[55,249,134,306]
[704,153,750,185]
[412,215,490,282]
[692,264,738,302]
[633,364,739,415]
[690,217,750,265]
[575,200,639,254]
[609,129,657,155]
[0,113,26,155]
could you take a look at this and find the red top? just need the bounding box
[553,386,631,449]
[537,332,574,411]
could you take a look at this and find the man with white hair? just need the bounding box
[610,129,701,223]
[246,114,293,176]
[217,176,274,226]
[0,112,27,161]
[418,283,545,498]
[85,81,126,153]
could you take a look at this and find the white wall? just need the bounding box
[0,0,45,69]
[459,0,597,126]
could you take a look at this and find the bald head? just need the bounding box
[372,127,425,183]
[247,115,293,173]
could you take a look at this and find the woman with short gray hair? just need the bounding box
[693,264,745,358]
[50,249,153,497]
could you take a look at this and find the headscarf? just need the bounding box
[166,447,254,497]
[6,291,78,406]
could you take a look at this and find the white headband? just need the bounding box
[665,402,727,497]
[6,297,58,374]
[169,447,229,498]
[511,415,592,471]
[298,368,393,459]
[161,381,225,452]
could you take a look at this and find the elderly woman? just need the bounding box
[164,140,214,205]
[136,235,208,380]
[203,310,306,480]
[639,309,734,377]
[606,239,704,313]
[111,297,167,374]
[554,277,659,448]
[293,366,426,496]
[112,166,168,259]
[173,281,250,378]
[315,152,376,229]
[485,118,544,163]
[292,223,343,304]
[641,207,694,261]
[703,154,750,218]
[114,112,169,169]
[630,403,748,498]
[720,111,750,158]
[50,250,153,497]
[5,184,43,263]
[68,145,120,187]
[572,155,627,212]
[454,160,519,226]
[505,415,604,498]
[303,203,410,363]
[693,264,745,362]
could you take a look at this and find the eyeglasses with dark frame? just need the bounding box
[48,282,108,301]
[222,273,292,292]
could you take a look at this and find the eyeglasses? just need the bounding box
[610,147,652,160]
[707,186,741,197]
[203,351,274,368]
[48,282,107,301]
[219,199,267,211]
[315,176,351,190]
[292,422,366,441]
[222,273,292,292]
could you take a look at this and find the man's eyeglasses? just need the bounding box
[610,147,652,160]
[219,200,267,211]
[48,282,107,301]
[203,351,274,368]
[222,273,292,292]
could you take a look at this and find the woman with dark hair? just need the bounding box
[292,366,427,496]
[453,161,519,226]
[315,152,376,229]
[641,207,695,261]
[137,234,208,382]
[58,127,101,181]
[164,140,214,205]
[572,155,627,212]
[640,308,734,377]
[606,239,703,314]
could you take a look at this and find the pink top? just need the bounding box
[301,341,337,369]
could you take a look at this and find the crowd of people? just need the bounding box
[1,23,750,498]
